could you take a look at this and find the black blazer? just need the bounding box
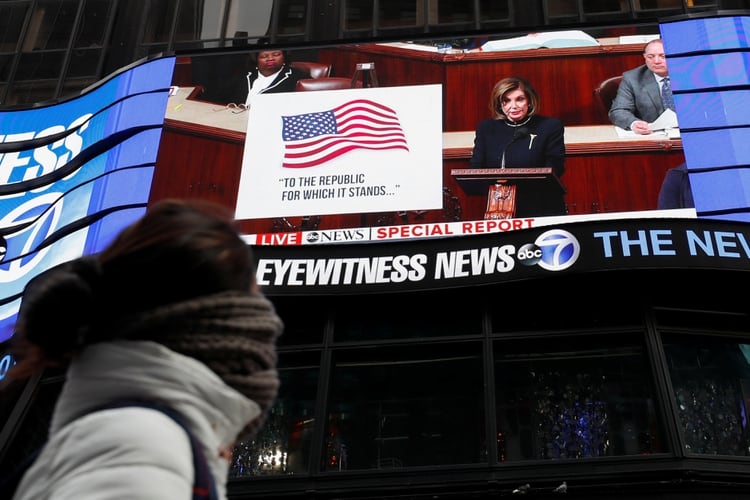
[204,64,306,105]
[469,114,567,217]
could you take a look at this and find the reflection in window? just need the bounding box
[271,0,308,38]
[663,334,750,456]
[230,353,320,477]
[324,342,484,470]
[494,335,665,461]
[74,0,112,47]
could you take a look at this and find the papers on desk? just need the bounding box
[614,126,680,139]
[481,30,599,51]
[649,109,678,132]
[614,127,641,138]
[613,110,679,139]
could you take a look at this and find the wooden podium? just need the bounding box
[451,168,565,219]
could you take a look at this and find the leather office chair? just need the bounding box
[593,75,623,122]
[296,77,362,91]
[289,61,332,79]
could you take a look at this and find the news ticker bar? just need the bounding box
[242,209,697,246]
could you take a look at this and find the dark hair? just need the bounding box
[488,76,540,120]
[9,198,256,378]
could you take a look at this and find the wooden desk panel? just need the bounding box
[318,42,645,131]
[440,152,684,222]
[442,127,685,220]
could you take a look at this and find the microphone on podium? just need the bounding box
[501,127,530,168]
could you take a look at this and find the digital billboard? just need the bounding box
[3,11,750,375]
[159,22,720,247]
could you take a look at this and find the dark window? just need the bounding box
[324,341,485,470]
[663,334,750,456]
[334,289,483,341]
[230,351,321,476]
[494,333,666,460]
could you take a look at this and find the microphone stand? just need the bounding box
[490,126,530,218]
[500,126,529,169]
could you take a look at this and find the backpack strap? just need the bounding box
[94,399,219,500]
[2,399,219,500]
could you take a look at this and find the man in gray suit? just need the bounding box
[609,39,672,135]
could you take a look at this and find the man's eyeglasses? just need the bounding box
[645,53,666,60]
[212,103,249,114]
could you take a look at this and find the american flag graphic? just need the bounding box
[281,98,408,168]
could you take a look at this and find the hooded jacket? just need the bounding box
[12,340,260,500]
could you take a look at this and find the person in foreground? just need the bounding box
[8,198,284,500]
[609,38,673,134]
[470,76,566,218]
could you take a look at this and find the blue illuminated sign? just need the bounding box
[0,56,176,343]
[661,13,750,221]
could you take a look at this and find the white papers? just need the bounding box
[613,110,679,138]
[613,123,679,139]
[614,126,640,139]
[619,34,661,45]
[649,109,678,131]
[481,30,599,52]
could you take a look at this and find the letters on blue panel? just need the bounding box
[0,56,176,343]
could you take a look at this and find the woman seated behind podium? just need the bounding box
[210,48,306,108]
[470,76,566,218]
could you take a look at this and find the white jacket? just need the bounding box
[12,340,260,500]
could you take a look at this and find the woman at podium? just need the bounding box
[469,76,566,218]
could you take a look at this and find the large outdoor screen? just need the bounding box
[3,12,750,378]
[162,20,728,247]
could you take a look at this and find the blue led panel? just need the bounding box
[661,14,750,222]
[674,90,750,129]
[687,167,750,212]
[0,56,176,343]
[661,15,750,54]
[681,128,750,169]
[668,52,750,90]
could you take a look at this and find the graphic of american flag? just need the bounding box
[281,98,408,168]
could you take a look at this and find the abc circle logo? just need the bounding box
[306,232,320,243]
[516,243,543,265]
[517,229,580,271]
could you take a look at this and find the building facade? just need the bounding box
[3,2,750,499]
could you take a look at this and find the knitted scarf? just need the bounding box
[109,290,284,439]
